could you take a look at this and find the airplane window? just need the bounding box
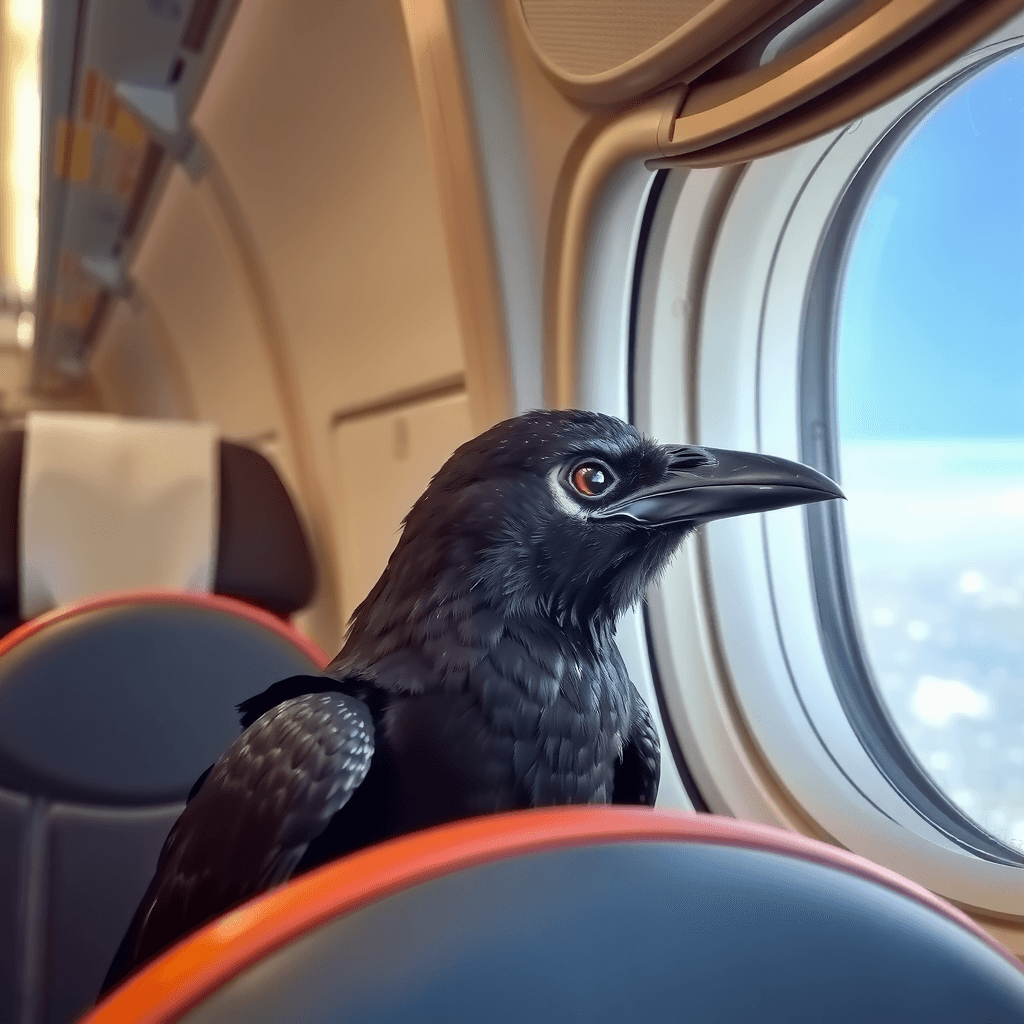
[837,51,1024,855]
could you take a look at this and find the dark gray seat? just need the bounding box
[0,594,328,1024]
[84,807,1024,1024]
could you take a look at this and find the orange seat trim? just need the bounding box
[82,805,1023,1023]
[0,588,329,667]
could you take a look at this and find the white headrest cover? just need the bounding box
[20,412,219,618]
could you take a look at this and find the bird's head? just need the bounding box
[348,410,842,647]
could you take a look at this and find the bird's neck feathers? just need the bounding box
[338,484,691,670]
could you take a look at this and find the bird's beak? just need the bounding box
[592,446,844,527]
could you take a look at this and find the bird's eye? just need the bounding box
[571,463,614,497]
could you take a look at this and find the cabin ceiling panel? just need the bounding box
[190,0,465,428]
[515,0,800,102]
[521,0,714,76]
[511,0,1024,167]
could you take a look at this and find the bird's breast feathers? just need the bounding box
[368,618,635,813]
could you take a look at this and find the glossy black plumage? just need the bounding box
[101,409,842,996]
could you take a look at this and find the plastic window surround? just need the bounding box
[627,15,1024,917]
[570,163,696,816]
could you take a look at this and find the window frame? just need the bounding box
[628,16,1024,916]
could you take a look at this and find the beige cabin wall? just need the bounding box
[128,167,301,493]
[91,299,196,422]
[83,0,606,652]
[189,0,475,651]
[191,0,469,420]
[497,1,593,288]
[331,390,473,626]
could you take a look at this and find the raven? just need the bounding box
[100,409,842,994]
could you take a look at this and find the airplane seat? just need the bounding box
[0,411,317,636]
[84,807,1024,1024]
[0,591,330,1024]
[0,412,329,1023]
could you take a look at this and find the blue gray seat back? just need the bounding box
[0,598,325,1024]
[179,838,1024,1024]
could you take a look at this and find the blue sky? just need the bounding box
[838,51,1024,441]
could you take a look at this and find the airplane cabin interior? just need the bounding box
[0,0,1022,1020]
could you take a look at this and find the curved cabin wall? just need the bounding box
[86,0,604,652]
[90,0,478,650]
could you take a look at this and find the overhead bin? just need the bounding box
[34,0,239,391]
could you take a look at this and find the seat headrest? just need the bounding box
[0,415,315,623]
[215,441,317,615]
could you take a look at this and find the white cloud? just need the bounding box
[911,675,991,726]
[871,606,895,626]
[959,570,984,593]
[907,620,930,641]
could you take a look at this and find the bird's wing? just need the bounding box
[612,691,660,806]
[101,692,374,994]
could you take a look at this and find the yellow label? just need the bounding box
[49,294,96,328]
[113,108,147,149]
[53,118,72,177]
[68,124,93,183]
[54,69,150,194]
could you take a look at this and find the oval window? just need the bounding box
[837,52,1024,854]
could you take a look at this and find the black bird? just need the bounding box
[101,409,842,994]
